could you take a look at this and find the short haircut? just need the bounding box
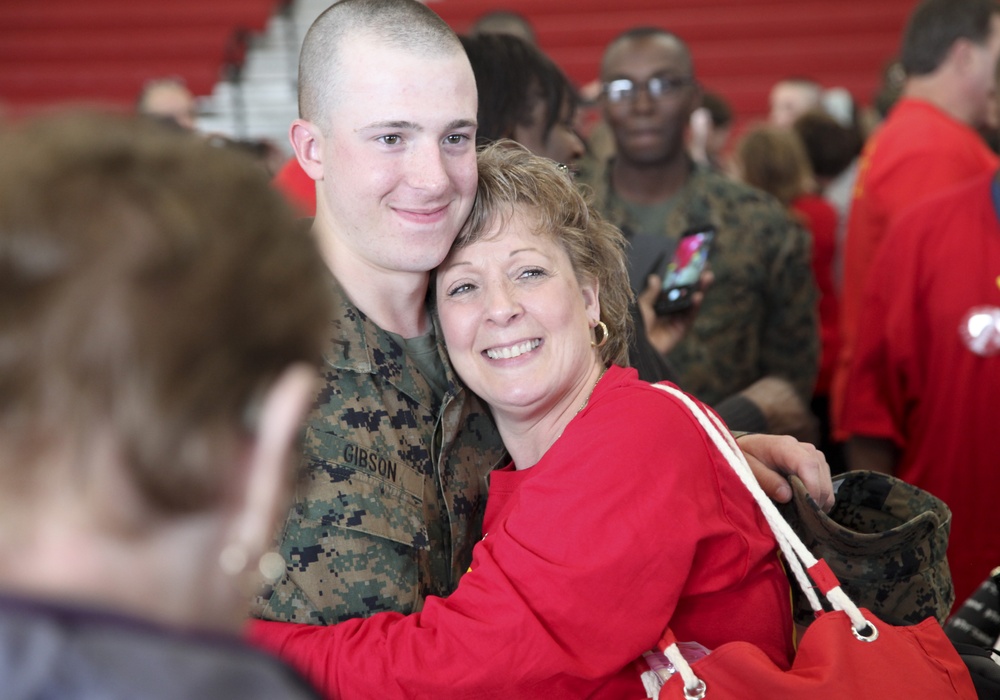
[469,10,536,45]
[735,124,813,206]
[900,0,1000,76]
[701,91,733,128]
[298,0,463,127]
[601,27,694,78]
[793,110,862,179]
[0,112,330,515]
[450,142,634,367]
[460,33,577,146]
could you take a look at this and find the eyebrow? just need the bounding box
[446,119,478,131]
[439,246,547,273]
[359,118,477,132]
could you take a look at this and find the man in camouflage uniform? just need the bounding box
[579,27,819,438]
[255,0,832,631]
[254,0,505,624]
[260,282,506,623]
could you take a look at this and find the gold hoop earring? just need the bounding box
[591,321,609,349]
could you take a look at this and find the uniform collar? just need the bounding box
[323,272,464,410]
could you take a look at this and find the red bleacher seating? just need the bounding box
[0,0,281,117]
[1,0,914,127]
[433,0,916,127]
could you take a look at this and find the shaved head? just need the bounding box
[299,0,464,129]
[601,27,693,79]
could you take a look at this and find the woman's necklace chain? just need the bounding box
[577,366,609,414]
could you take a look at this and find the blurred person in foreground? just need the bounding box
[0,111,329,699]
[249,143,795,699]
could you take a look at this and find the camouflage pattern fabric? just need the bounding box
[577,158,819,405]
[778,470,954,627]
[254,275,505,625]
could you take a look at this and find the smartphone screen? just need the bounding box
[655,227,715,315]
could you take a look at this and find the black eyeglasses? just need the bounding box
[602,76,695,103]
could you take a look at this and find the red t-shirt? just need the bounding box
[247,366,793,699]
[842,172,1000,605]
[791,194,840,396]
[833,98,998,436]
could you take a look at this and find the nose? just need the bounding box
[484,278,522,325]
[407,142,450,194]
[631,86,656,114]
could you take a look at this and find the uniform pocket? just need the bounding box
[298,429,426,547]
[264,429,430,621]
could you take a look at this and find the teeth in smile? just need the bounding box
[486,339,540,359]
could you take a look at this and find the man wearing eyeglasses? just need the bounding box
[579,27,820,441]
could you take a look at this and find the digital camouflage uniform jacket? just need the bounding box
[255,275,505,624]
[579,158,819,405]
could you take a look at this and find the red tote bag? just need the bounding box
[647,385,977,700]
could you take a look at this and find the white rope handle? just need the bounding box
[650,384,874,697]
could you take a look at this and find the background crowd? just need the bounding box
[1,0,999,697]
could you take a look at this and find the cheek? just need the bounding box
[450,155,479,200]
[605,105,627,126]
[552,288,592,333]
[437,302,475,355]
[542,132,564,161]
[330,146,399,201]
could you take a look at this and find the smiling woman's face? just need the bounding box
[435,206,600,421]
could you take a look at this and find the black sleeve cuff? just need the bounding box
[713,394,768,433]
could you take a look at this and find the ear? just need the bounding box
[227,364,316,560]
[581,275,601,322]
[947,37,978,76]
[289,118,326,182]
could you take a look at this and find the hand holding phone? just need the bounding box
[654,226,715,315]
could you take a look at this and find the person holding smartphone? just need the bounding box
[653,225,715,316]
[580,27,820,440]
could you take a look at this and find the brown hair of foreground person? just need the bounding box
[0,111,330,634]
